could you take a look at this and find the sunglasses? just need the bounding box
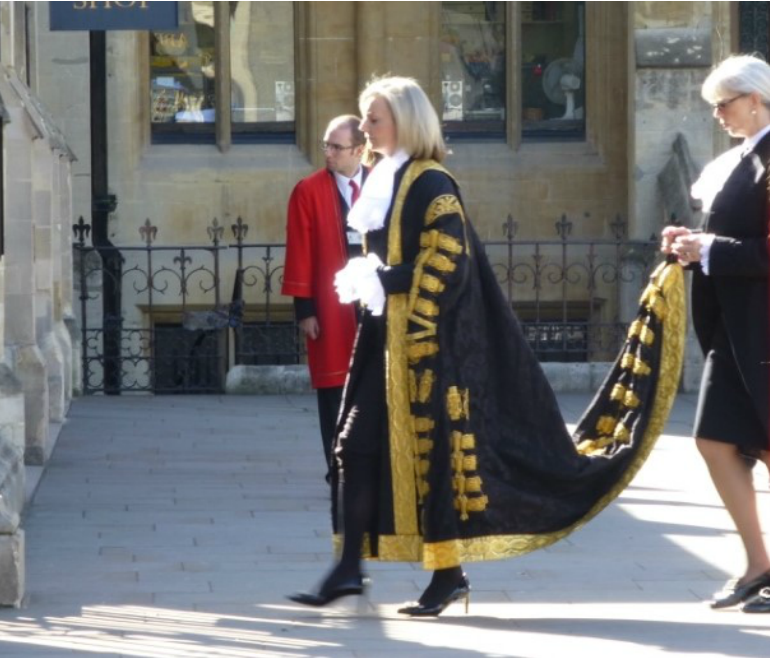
[710,93,748,111]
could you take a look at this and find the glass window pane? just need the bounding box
[150,2,216,127]
[440,2,506,136]
[521,2,585,140]
[230,2,295,127]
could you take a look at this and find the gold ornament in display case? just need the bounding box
[154,32,188,56]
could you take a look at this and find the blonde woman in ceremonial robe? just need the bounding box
[288,75,685,617]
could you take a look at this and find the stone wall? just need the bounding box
[0,202,26,606]
[36,4,632,321]
[32,1,740,398]
[0,1,77,606]
[632,1,733,392]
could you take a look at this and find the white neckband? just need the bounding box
[347,150,410,234]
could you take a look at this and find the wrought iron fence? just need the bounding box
[74,214,659,394]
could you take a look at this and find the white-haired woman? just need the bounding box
[662,55,770,613]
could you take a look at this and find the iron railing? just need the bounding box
[74,214,659,394]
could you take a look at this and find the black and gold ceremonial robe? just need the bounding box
[333,159,685,570]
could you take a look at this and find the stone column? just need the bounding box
[0,86,27,610]
[0,363,25,608]
[1,72,50,465]
[33,139,67,423]
[56,155,77,404]
[355,2,442,105]
[630,2,730,393]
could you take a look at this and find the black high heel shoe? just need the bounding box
[287,575,369,607]
[397,574,471,617]
[710,570,770,609]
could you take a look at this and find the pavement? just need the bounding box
[0,392,769,657]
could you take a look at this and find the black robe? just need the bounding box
[333,159,685,570]
[691,133,770,451]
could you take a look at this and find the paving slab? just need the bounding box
[0,393,768,657]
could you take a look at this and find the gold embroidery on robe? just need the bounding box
[426,253,457,273]
[416,438,434,454]
[408,341,439,363]
[447,388,470,421]
[419,273,446,294]
[413,416,436,433]
[420,230,464,255]
[613,422,631,443]
[407,314,437,341]
[629,320,655,345]
[385,162,447,536]
[641,285,666,320]
[366,261,685,569]
[620,353,652,376]
[426,194,464,226]
[414,297,440,317]
[417,370,435,404]
[409,370,417,403]
[596,415,617,435]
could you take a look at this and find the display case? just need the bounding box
[440,1,506,136]
[150,2,216,131]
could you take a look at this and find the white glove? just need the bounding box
[334,253,387,316]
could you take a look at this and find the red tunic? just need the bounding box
[282,169,357,389]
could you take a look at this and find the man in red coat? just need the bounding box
[282,115,366,479]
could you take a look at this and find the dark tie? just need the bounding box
[349,179,360,206]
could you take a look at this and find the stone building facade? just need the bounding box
[0,0,761,605]
[32,1,744,398]
[0,1,77,606]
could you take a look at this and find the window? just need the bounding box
[440,1,586,141]
[521,2,585,140]
[440,2,506,137]
[150,1,295,146]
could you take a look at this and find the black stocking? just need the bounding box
[315,452,377,595]
[418,566,465,606]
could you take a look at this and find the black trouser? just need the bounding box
[317,386,343,474]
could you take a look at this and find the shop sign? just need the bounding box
[50,2,178,31]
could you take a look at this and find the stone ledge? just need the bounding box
[226,362,616,395]
[635,28,712,68]
[226,365,312,395]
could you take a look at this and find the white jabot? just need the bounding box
[346,150,410,234]
[691,145,744,214]
[693,124,770,274]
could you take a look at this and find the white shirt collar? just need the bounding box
[332,166,363,187]
[742,124,770,154]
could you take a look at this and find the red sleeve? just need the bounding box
[282,182,315,298]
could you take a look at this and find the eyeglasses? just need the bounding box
[321,141,357,153]
[711,94,748,111]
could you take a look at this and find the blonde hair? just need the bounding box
[359,76,448,162]
[702,55,770,106]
